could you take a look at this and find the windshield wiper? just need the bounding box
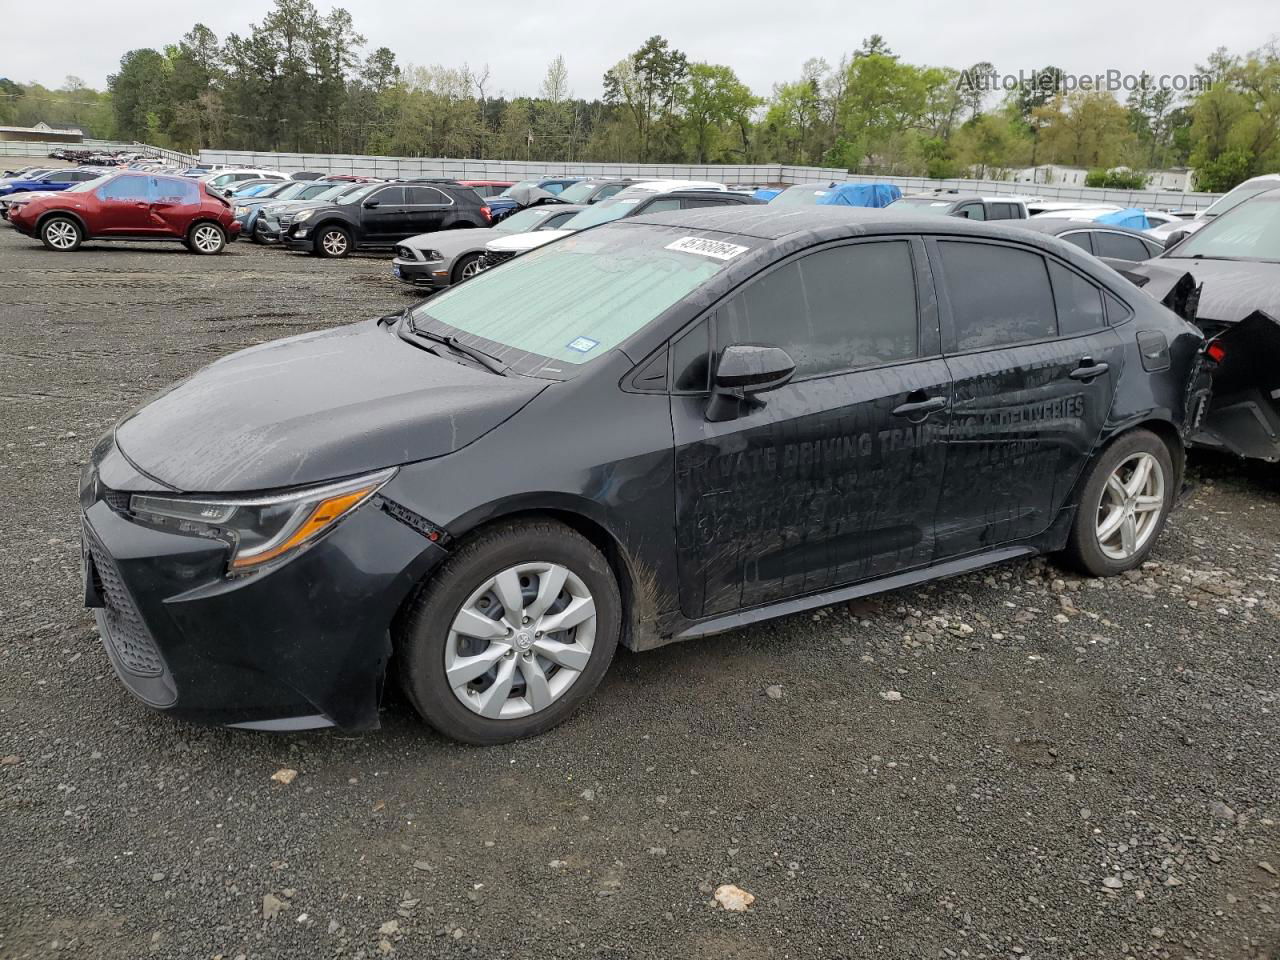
[412,327,508,375]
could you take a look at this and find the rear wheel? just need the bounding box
[187,222,226,255]
[398,519,620,744]
[40,215,82,252]
[314,224,351,258]
[452,252,483,284]
[1060,429,1174,576]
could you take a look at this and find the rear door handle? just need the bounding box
[1069,358,1110,381]
[892,395,947,418]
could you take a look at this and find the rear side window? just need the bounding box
[408,186,451,205]
[1048,262,1105,335]
[100,176,150,202]
[1094,231,1152,261]
[716,241,918,379]
[939,241,1056,350]
[150,177,198,205]
[1060,231,1093,253]
[991,203,1019,220]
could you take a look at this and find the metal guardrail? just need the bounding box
[0,140,197,166]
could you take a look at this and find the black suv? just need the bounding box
[281,182,491,258]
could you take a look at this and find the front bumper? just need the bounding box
[391,256,448,288]
[80,446,447,731]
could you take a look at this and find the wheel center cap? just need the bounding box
[514,631,533,650]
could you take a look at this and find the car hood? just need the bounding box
[114,320,547,493]
[404,227,503,254]
[1130,257,1280,325]
[487,230,566,253]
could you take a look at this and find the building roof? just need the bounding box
[0,122,84,135]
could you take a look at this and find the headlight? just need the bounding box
[128,468,395,574]
[422,250,443,261]
[293,209,315,223]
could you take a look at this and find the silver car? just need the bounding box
[391,204,585,290]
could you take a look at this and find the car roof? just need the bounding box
[626,204,1071,243]
[1015,219,1155,238]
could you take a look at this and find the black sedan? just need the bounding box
[1016,218,1164,261]
[81,207,1223,744]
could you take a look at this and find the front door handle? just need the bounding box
[892,395,947,419]
[1069,358,1110,381]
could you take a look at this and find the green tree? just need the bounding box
[108,49,172,142]
[682,63,758,162]
[603,36,688,161]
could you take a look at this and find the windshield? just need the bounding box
[772,186,828,206]
[334,183,380,204]
[66,177,107,194]
[561,197,643,230]
[1167,195,1280,262]
[557,181,605,204]
[409,223,746,374]
[1200,179,1280,219]
[495,207,562,233]
[499,179,540,197]
[268,182,311,201]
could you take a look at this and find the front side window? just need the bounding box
[956,203,986,221]
[1060,231,1093,253]
[715,241,918,379]
[1094,231,1152,261]
[644,198,682,213]
[410,223,743,373]
[556,181,602,204]
[370,186,406,205]
[99,176,150,202]
[939,241,1056,350]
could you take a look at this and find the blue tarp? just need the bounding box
[753,187,783,201]
[817,182,903,208]
[1095,208,1151,229]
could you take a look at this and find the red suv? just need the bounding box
[11,172,241,254]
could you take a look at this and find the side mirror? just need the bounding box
[706,344,795,422]
[363,200,380,208]
[1164,228,1188,250]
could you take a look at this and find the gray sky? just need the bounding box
[5,0,1274,100]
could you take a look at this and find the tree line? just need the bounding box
[1,2,1276,192]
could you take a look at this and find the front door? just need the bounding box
[95,175,158,235]
[927,237,1124,555]
[672,238,952,619]
[361,185,408,243]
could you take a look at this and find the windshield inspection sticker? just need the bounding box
[566,336,600,354]
[666,236,750,261]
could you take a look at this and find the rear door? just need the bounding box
[147,176,201,236]
[1093,230,1156,262]
[928,238,1125,556]
[405,186,455,236]
[672,237,952,618]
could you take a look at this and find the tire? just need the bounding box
[40,215,82,252]
[187,221,226,255]
[398,519,621,745]
[313,224,352,258]
[451,252,483,284]
[1059,428,1175,577]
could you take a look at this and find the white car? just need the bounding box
[481,180,728,264]
[200,168,286,193]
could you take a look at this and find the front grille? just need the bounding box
[84,525,165,677]
[481,250,515,270]
[279,213,296,225]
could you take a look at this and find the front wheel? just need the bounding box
[314,225,351,258]
[1060,429,1175,576]
[398,520,621,744]
[451,252,483,284]
[187,222,226,255]
[40,215,83,252]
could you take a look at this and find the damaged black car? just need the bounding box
[81,207,1230,743]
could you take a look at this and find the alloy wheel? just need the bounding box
[1095,452,1165,561]
[44,220,78,250]
[192,224,223,253]
[321,230,348,256]
[444,562,597,720]
[460,257,481,280]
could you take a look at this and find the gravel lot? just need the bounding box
[1,226,1278,960]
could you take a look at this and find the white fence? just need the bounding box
[199,150,847,186]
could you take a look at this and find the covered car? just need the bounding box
[1095,208,1151,230]
[771,182,902,208]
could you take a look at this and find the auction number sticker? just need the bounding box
[665,236,750,261]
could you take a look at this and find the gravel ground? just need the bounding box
[1,227,1278,960]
